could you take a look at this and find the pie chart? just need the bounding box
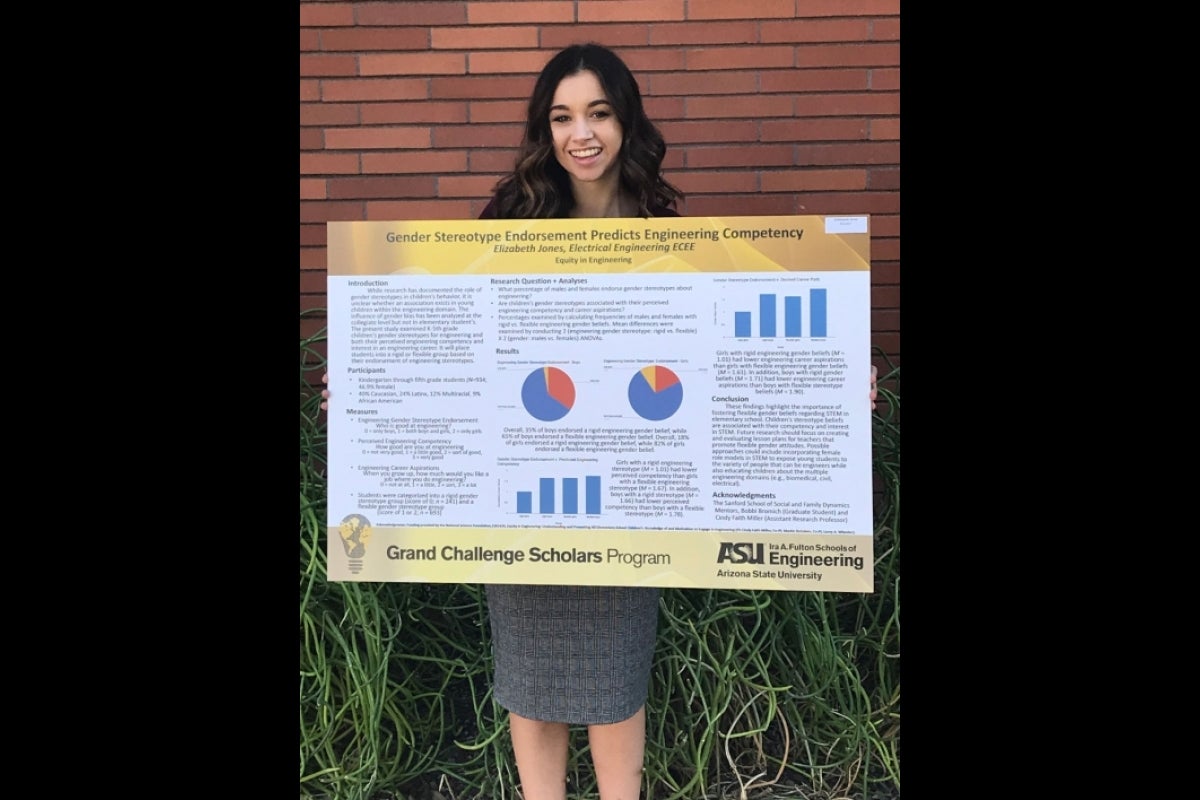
[521,366,576,421]
[628,365,683,421]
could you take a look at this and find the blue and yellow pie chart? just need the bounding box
[628,365,683,421]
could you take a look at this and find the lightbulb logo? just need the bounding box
[338,514,373,575]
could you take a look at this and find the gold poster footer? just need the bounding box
[327,526,875,593]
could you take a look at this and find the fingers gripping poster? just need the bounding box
[325,215,874,592]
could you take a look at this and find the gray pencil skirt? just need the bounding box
[485,583,661,725]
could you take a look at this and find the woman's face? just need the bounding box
[548,70,623,187]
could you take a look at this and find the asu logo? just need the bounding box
[717,542,764,565]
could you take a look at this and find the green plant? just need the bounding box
[299,320,900,800]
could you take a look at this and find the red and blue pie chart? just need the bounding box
[521,366,576,421]
[628,365,683,421]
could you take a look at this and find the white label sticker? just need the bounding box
[824,216,868,234]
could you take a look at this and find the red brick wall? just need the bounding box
[300,0,900,366]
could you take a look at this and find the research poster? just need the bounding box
[326,215,874,592]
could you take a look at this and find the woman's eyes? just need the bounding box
[551,110,611,124]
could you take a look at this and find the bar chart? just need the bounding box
[732,289,828,338]
[515,475,602,515]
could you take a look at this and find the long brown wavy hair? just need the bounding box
[489,43,683,219]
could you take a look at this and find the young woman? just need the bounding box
[323,42,879,800]
[478,43,682,800]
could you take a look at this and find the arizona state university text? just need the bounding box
[386,545,670,568]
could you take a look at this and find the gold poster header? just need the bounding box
[327,215,869,276]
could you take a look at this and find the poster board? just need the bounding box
[325,215,874,592]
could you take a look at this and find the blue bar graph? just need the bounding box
[759,294,776,337]
[731,290,830,338]
[734,311,751,337]
[586,475,601,515]
[810,289,827,338]
[515,475,602,515]
[563,478,579,515]
[784,295,801,337]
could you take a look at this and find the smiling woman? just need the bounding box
[548,71,625,202]
[480,42,683,223]
[477,42,684,800]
